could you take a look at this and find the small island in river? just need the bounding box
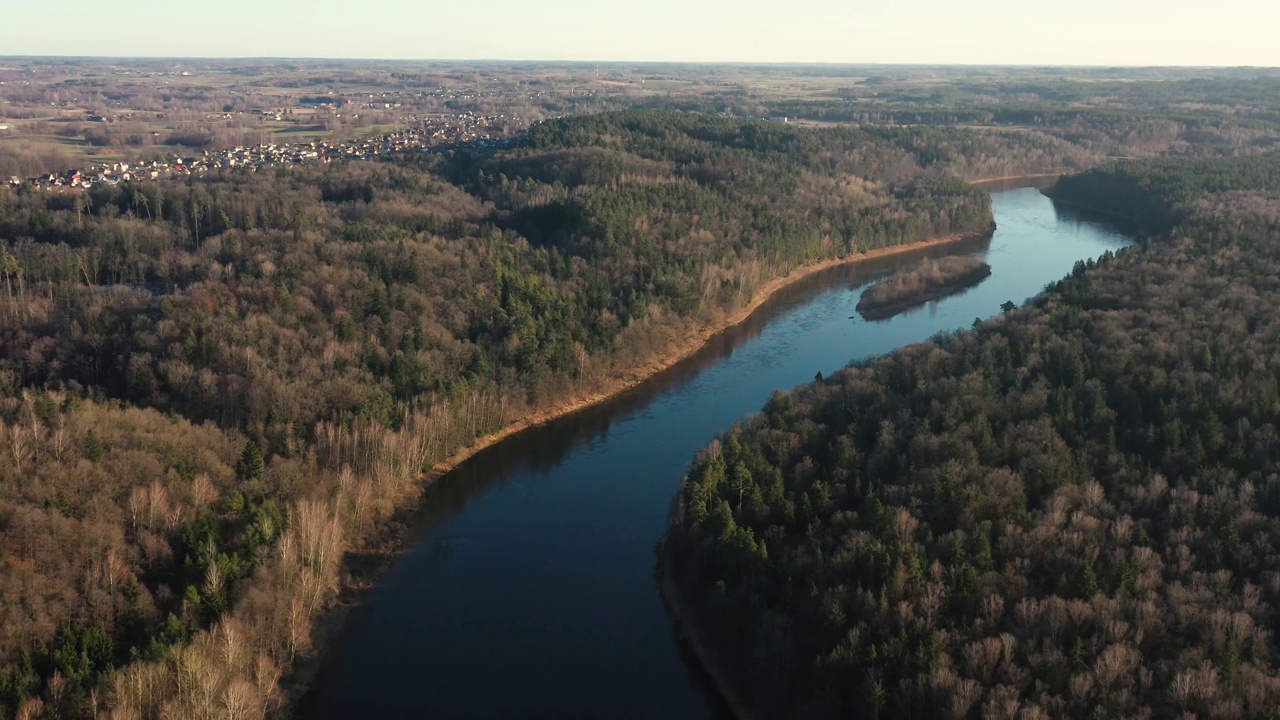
[855,255,992,321]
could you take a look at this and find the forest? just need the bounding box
[661,157,1280,718]
[0,111,997,719]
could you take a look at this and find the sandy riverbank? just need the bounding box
[291,227,986,716]
[429,230,983,477]
[295,174,1047,716]
[422,174,1065,475]
[970,172,1064,187]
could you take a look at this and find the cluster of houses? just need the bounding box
[5,113,513,191]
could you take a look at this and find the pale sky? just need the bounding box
[1,0,1277,66]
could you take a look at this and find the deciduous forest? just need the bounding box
[0,111,1002,719]
[662,158,1280,719]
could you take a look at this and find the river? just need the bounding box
[306,185,1135,719]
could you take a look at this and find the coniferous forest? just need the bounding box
[662,158,1280,719]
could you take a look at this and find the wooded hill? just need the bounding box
[662,157,1280,719]
[0,111,996,719]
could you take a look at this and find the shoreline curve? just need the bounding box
[294,229,987,715]
[429,230,985,477]
[652,178,1061,720]
[297,179,1023,716]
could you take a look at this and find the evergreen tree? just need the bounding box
[236,439,264,482]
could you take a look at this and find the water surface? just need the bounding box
[309,187,1134,719]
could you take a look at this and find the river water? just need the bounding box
[307,186,1134,719]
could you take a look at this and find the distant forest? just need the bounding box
[0,111,1003,719]
[662,158,1280,718]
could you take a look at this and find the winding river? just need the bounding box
[306,185,1135,719]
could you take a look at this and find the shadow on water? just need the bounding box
[1050,195,1147,238]
[667,617,741,720]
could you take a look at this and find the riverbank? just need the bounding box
[429,230,988,477]
[651,182,1138,720]
[301,182,1143,718]
[970,172,1064,187]
[290,227,989,717]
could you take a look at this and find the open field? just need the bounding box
[5,60,1280,187]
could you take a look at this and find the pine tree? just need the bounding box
[83,430,103,462]
[236,439,264,482]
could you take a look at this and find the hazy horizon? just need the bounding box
[1,56,1278,70]
[2,0,1277,67]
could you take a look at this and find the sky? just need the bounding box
[1,0,1277,66]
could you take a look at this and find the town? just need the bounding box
[3,111,516,190]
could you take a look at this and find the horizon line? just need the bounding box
[1,55,1278,70]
